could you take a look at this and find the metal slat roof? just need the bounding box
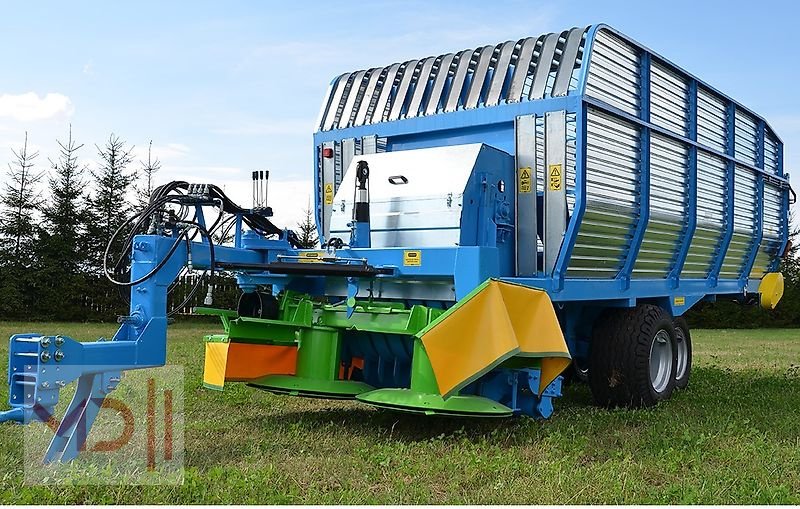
[316,26,589,132]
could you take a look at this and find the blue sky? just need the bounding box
[1,0,798,226]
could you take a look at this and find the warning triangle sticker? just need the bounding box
[550,167,561,176]
[520,168,531,179]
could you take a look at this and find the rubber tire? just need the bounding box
[673,316,692,390]
[588,304,678,408]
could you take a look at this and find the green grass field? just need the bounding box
[0,321,799,504]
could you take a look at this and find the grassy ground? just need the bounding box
[0,321,799,504]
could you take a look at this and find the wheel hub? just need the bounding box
[649,329,673,393]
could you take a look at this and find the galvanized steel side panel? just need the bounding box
[567,107,639,278]
[585,29,641,117]
[632,134,688,278]
[681,152,727,278]
[734,110,758,166]
[764,130,780,175]
[649,61,688,135]
[696,88,727,153]
[719,165,757,278]
[750,184,783,278]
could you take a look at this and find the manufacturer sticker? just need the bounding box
[518,167,532,194]
[548,164,563,191]
[299,251,324,263]
[324,183,334,205]
[403,250,422,267]
[673,296,685,306]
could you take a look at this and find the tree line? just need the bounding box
[0,127,796,326]
[0,127,239,321]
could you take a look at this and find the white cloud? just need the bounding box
[0,92,73,121]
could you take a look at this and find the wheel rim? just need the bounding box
[675,327,687,381]
[649,329,673,393]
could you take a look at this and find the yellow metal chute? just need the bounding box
[418,279,571,398]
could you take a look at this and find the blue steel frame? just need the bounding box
[309,23,791,318]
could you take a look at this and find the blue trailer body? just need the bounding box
[309,24,791,318]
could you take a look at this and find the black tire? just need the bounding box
[673,316,692,390]
[588,304,678,408]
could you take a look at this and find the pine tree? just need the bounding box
[0,132,43,265]
[295,199,319,249]
[36,125,90,320]
[135,140,161,207]
[85,133,136,272]
[0,133,43,318]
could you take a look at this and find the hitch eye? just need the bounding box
[388,175,408,185]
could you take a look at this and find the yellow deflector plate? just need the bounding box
[418,279,571,398]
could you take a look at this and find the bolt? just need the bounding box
[41,381,50,389]
[54,336,64,347]
[54,350,64,362]
[40,337,51,348]
[12,395,16,400]
[26,394,31,399]
[40,351,50,363]
[56,381,65,388]
[37,397,41,402]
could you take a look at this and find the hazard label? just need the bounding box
[324,183,334,205]
[299,251,324,263]
[403,250,422,267]
[548,164,563,191]
[673,296,685,306]
[518,167,532,194]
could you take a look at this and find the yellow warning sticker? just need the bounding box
[324,183,334,205]
[674,296,686,306]
[548,164,563,191]
[518,167,532,194]
[299,251,324,263]
[403,250,422,267]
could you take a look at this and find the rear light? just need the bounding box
[322,147,334,159]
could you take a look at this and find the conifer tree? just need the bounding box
[85,133,135,272]
[0,133,43,317]
[36,125,90,319]
[136,140,161,207]
[295,198,319,249]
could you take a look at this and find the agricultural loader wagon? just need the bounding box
[1,24,792,462]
